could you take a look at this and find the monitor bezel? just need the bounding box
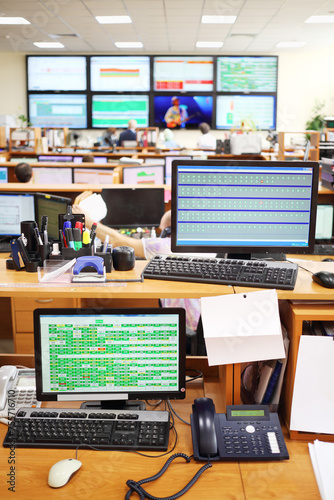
[33,307,186,403]
[34,192,72,240]
[171,159,319,256]
[122,164,165,186]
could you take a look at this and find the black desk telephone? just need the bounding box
[191,398,289,461]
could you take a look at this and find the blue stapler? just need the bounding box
[72,256,106,282]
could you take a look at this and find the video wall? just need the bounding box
[26,55,278,130]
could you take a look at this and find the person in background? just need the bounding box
[162,129,180,149]
[72,194,201,335]
[164,96,188,129]
[118,120,137,146]
[14,162,33,183]
[197,122,216,150]
[82,154,95,163]
[101,127,118,147]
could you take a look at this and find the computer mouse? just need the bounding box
[48,458,82,488]
[312,271,334,289]
[321,258,334,262]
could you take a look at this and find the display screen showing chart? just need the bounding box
[38,312,181,395]
[172,162,318,253]
[27,56,87,91]
[90,56,150,91]
[154,56,214,91]
[28,94,87,128]
[0,194,35,236]
[216,95,276,130]
[92,95,149,128]
[217,56,277,92]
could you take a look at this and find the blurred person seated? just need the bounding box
[82,154,95,163]
[14,162,33,183]
[161,129,180,149]
[197,122,216,150]
[118,120,137,146]
[72,192,202,349]
[101,127,118,147]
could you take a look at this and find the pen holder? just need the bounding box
[25,258,42,273]
[38,243,51,263]
[21,220,38,253]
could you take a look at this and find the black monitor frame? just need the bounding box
[171,160,319,257]
[34,307,186,408]
[101,187,165,228]
[34,192,72,241]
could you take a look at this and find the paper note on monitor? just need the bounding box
[201,289,285,366]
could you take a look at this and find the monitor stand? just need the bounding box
[222,253,286,262]
[80,400,146,411]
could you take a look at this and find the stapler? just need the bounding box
[72,256,106,282]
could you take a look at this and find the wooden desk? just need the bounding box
[0,379,320,499]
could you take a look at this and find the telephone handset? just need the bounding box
[0,365,41,423]
[191,398,289,462]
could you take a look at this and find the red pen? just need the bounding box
[75,221,84,233]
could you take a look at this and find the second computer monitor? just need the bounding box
[101,187,165,228]
[34,192,72,240]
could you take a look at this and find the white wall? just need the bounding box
[0,46,333,149]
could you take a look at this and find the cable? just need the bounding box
[167,400,190,426]
[125,453,212,500]
[286,259,314,275]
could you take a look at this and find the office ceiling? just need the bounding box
[1,0,334,53]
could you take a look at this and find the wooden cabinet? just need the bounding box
[278,131,320,161]
[9,127,41,155]
[11,297,77,353]
[42,127,68,148]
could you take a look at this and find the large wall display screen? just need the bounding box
[217,56,277,92]
[216,95,276,130]
[92,95,149,128]
[28,94,87,128]
[27,56,87,91]
[153,56,214,91]
[90,56,150,92]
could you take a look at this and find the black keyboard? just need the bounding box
[3,407,170,451]
[313,244,334,255]
[142,255,298,290]
[0,241,11,253]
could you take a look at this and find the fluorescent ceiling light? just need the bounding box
[115,41,143,48]
[201,15,236,24]
[276,41,306,48]
[96,15,132,24]
[305,15,334,23]
[33,42,65,48]
[196,41,224,48]
[0,17,30,24]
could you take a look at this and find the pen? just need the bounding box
[43,229,49,245]
[34,227,43,246]
[102,234,109,253]
[90,222,97,239]
[63,221,71,248]
[73,227,82,250]
[65,227,75,249]
[59,229,65,251]
[41,215,48,235]
[82,229,90,248]
[75,221,84,233]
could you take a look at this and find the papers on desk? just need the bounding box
[201,289,285,366]
[290,335,334,435]
[309,440,334,500]
[288,259,334,274]
[78,193,107,223]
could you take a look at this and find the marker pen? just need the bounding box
[65,227,75,249]
[102,234,109,253]
[73,227,82,250]
[82,229,90,248]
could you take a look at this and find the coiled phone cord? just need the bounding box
[125,452,212,500]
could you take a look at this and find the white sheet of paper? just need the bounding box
[79,193,107,223]
[309,440,334,500]
[288,259,334,274]
[291,336,334,434]
[201,289,285,366]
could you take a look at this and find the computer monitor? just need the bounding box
[0,167,8,183]
[154,95,213,129]
[165,156,191,186]
[216,95,276,130]
[0,193,35,237]
[315,204,334,244]
[34,193,72,241]
[90,56,150,92]
[153,56,214,91]
[123,165,165,185]
[33,307,186,409]
[38,156,73,162]
[27,56,87,91]
[171,160,319,258]
[73,156,108,164]
[32,168,73,184]
[101,187,165,228]
[73,168,115,184]
[216,56,278,92]
[91,94,149,128]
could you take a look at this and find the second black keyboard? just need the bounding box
[3,407,170,451]
[142,255,298,290]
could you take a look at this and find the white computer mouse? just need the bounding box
[48,458,82,488]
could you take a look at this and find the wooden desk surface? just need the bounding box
[0,259,334,300]
[0,380,320,499]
